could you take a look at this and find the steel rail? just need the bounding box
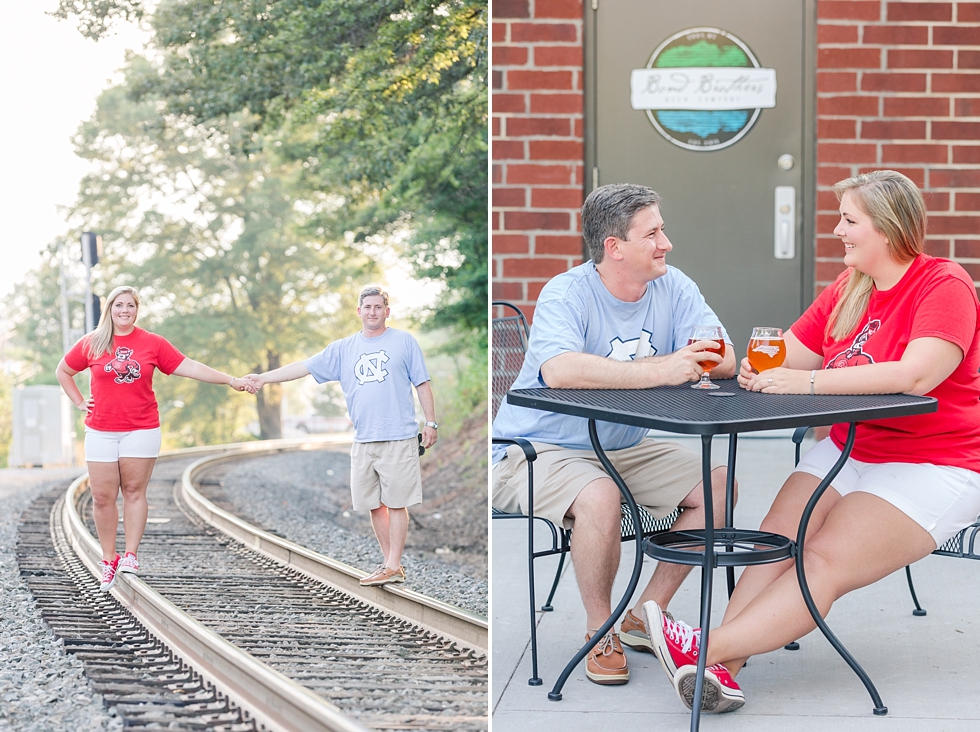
[60,441,371,732]
[178,438,488,654]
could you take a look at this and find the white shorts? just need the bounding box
[84,427,162,462]
[795,438,980,546]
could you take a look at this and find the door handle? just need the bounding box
[774,186,795,259]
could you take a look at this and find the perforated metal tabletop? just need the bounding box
[507,378,937,435]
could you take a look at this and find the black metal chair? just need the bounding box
[792,426,980,618]
[491,300,680,686]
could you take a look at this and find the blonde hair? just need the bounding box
[84,286,141,359]
[828,170,926,341]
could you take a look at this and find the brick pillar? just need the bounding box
[492,0,585,322]
[816,0,980,296]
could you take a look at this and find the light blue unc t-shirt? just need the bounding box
[304,328,430,443]
[492,261,730,463]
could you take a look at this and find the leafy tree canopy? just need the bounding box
[63,58,377,439]
[55,0,488,347]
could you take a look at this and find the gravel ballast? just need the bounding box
[216,449,489,617]
[0,469,122,732]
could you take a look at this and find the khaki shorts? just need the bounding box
[493,439,720,529]
[350,438,422,511]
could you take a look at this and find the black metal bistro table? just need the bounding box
[507,379,936,731]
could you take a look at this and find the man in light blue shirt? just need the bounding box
[493,183,737,685]
[249,287,438,587]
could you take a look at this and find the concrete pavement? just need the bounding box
[491,434,980,731]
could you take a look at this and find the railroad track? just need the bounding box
[19,440,488,732]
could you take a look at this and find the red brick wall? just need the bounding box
[491,0,585,322]
[816,1,980,295]
[492,0,980,316]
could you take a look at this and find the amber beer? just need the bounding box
[747,327,786,372]
[690,324,725,389]
[688,338,726,373]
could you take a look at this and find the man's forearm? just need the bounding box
[260,361,311,384]
[541,352,673,389]
[416,381,437,422]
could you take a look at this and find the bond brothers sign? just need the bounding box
[630,28,776,151]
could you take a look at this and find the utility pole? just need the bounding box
[60,234,99,351]
[81,232,100,332]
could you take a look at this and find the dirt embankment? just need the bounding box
[412,408,488,579]
[335,407,489,580]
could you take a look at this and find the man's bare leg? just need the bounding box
[630,466,734,614]
[566,477,627,631]
[385,507,408,570]
[369,504,391,564]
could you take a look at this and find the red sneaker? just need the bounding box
[100,555,120,592]
[675,663,745,714]
[641,600,700,682]
[118,552,139,575]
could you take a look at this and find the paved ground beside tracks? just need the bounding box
[491,434,980,731]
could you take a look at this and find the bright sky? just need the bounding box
[0,3,441,312]
[0,2,149,302]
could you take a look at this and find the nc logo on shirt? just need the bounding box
[354,350,389,384]
[606,331,657,362]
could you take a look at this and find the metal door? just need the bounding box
[586,0,816,351]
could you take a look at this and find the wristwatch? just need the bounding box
[424,421,439,429]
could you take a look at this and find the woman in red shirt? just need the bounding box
[56,285,256,591]
[642,170,980,713]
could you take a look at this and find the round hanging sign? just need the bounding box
[630,28,777,151]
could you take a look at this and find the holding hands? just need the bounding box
[242,373,266,390]
[230,376,260,394]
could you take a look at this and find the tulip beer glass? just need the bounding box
[688,325,726,390]
[747,327,786,373]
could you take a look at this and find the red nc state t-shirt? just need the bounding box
[65,327,185,432]
[791,255,980,473]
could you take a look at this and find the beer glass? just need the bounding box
[688,325,726,390]
[747,327,786,373]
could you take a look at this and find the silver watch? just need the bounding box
[424,421,439,429]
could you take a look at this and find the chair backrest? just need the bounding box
[492,301,530,420]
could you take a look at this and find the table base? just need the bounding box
[643,529,795,567]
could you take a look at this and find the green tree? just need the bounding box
[65,60,376,440]
[55,0,488,347]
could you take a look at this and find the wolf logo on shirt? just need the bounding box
[828,320,880,368]
[105,347,142,384]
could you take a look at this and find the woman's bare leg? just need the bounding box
[118,457,157,555]
[706,492,936,676]
[88,461,122,562]
[721,472,841,626]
